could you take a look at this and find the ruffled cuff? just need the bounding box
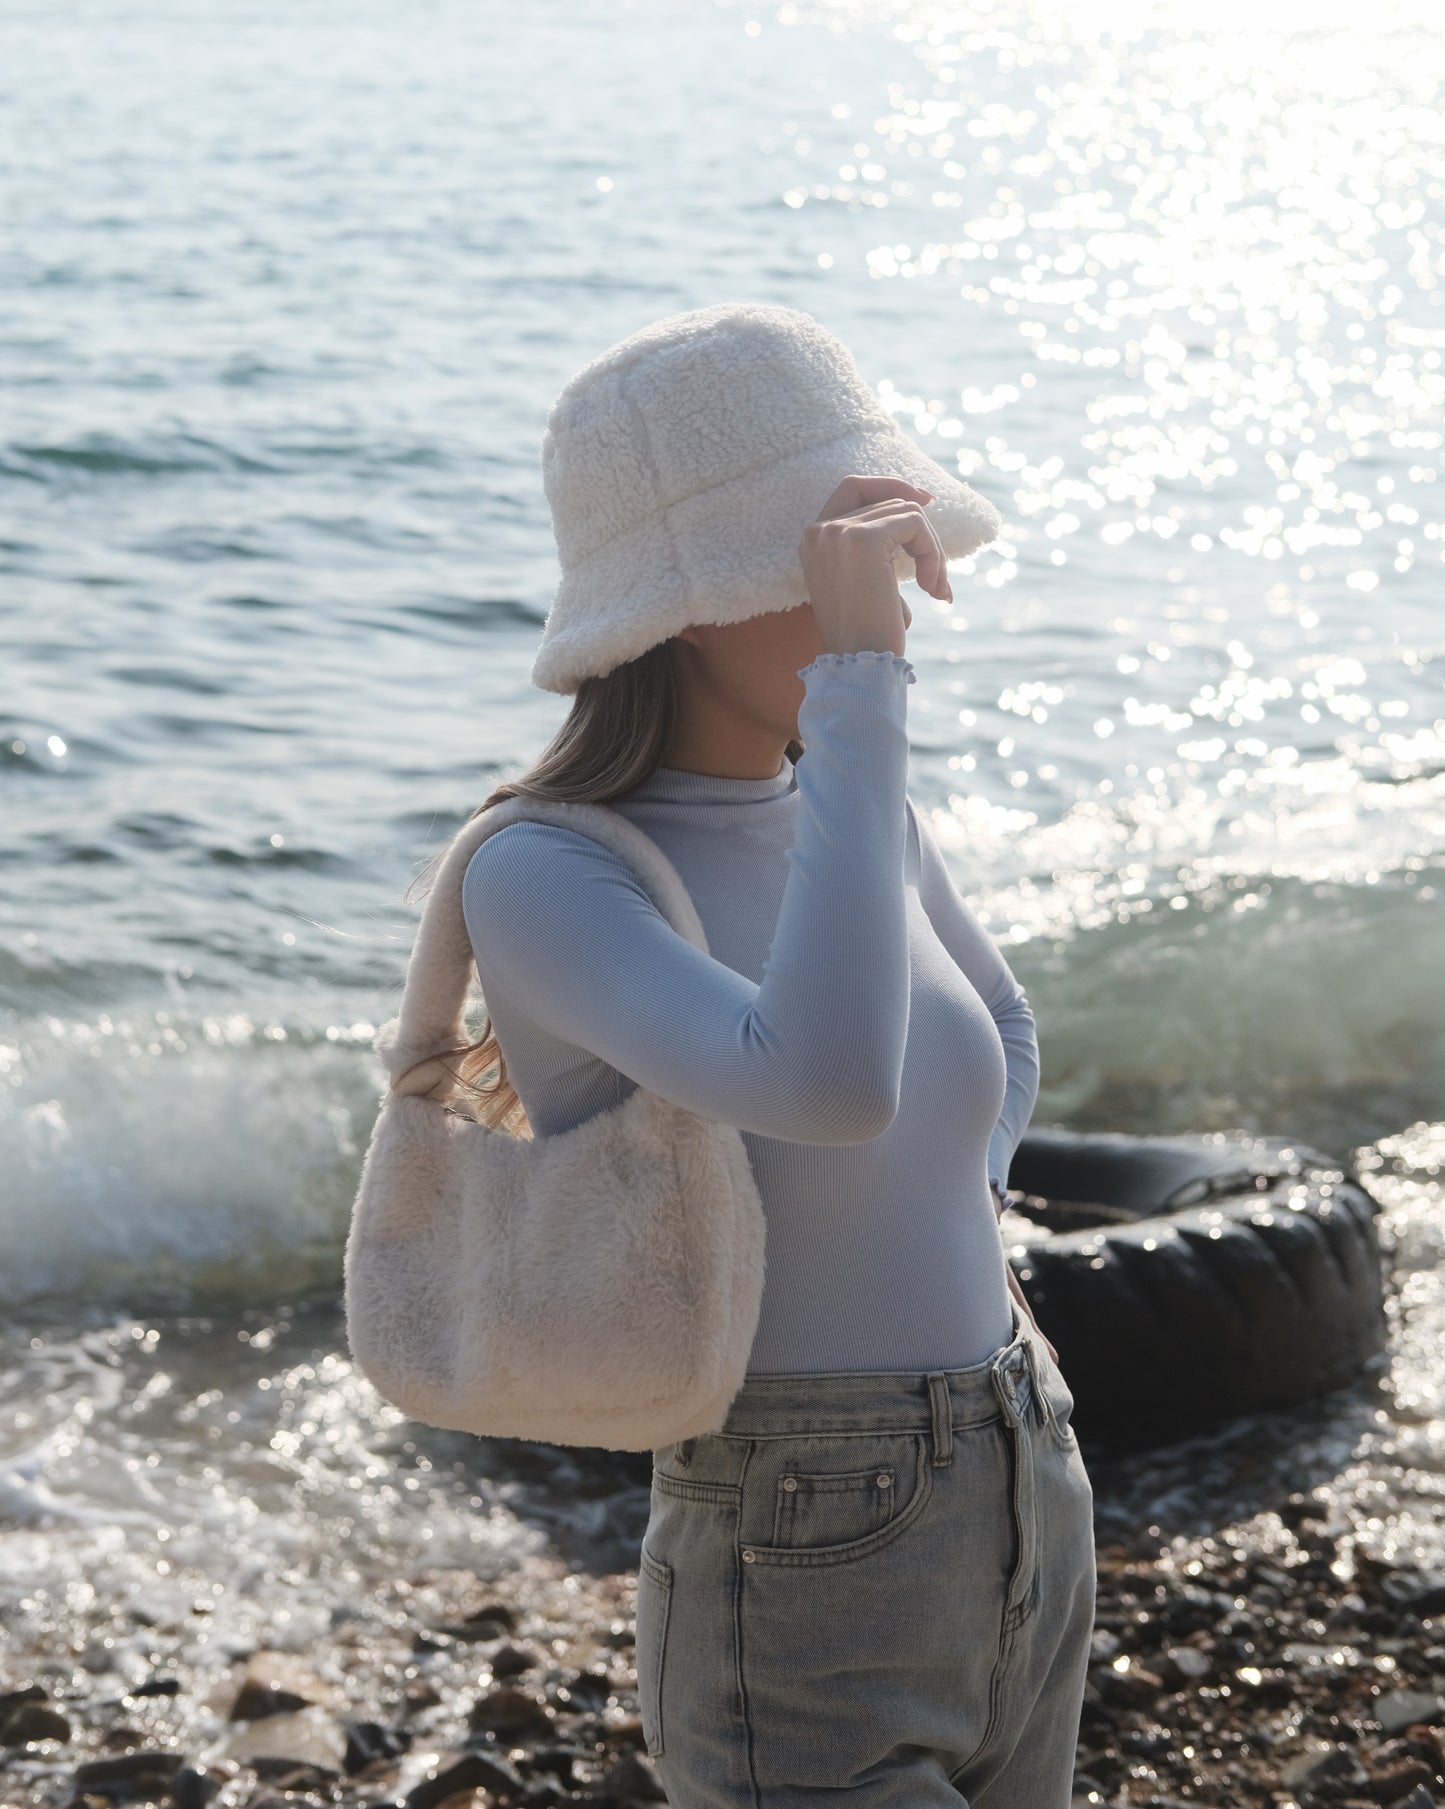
[797,649,916,685]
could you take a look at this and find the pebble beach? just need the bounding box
[7,1456,1445,1808]
[4,0,1444,1803]
[5,1117,1445,1809]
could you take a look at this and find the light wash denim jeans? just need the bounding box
[637,1294,1096,1807]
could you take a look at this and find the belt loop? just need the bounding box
[1021,1335,1051,1435]
[927,1373,954,1467]
[676,1437,696,1467]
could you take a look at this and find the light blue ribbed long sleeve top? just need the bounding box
[461,650,1039,1374]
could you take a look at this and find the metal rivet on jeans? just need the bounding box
[742,1549,756,1562]
[877,1473,891,1487]
[782,1476,798,1491]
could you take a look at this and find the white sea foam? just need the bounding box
[0,1016,379,1312]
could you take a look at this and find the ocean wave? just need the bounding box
[8,431,286,479]
[2,865,1440,1315]
[0,1015,381,1318]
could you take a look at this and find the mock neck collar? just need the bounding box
[627,756,797,806]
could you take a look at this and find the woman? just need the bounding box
[455,303,1095,1807]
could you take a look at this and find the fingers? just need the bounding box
[818,474,935,521]
[812,475,952,600]
[843,501,949,601]
[801,512,948,605]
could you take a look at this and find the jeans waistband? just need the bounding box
[709,1295,1043,1442]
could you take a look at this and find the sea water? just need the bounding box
[2,0,1442,1667]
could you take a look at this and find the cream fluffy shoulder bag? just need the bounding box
[343,794,768,1453]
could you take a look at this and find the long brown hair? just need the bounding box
[394,636,804,1135]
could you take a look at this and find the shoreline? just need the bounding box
[5,1128,1438,1807]
[5,1487,1445,1808]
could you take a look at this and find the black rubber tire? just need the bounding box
[1003,1128,1389,1453]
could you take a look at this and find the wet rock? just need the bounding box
[0,1683,48,1729]
[1401,1724,1445,1770]
[404,1748,526,1807]
[343,1716,413,1774]
[168,1765,222,1809]
[1367,1759,1436,1803]
[1,1698,71,1743]
[1368,1737,1429,1768]
[71,1749,186,1796]
[128,1676,181,1698]
[1279,1739,1357,1789]
[518,1742,593,1783]
[1327,1592,1371,1629]
[1157,1581,1228,1634]
[102,1721,148,1748]
[468,1684,556,1740]
[229,1651,337,1722]
[600,1750,667,1802]
[490,1641,542,1679]
[215,1703,347,1774]
[411,1628,454,1655]
[249,1759,339,1791]
[439,1601,519,1640]
[552,1668,614,1713]
[1325,1747,1371,1790]
[1375,1690,1445,1735]
[1381,1571,1445,1619]
[1161,1644,1213,1685]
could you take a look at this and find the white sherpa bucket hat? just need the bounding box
[530,301,1002,695]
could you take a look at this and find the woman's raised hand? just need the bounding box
[799,474,952,659]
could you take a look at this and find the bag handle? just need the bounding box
[376,795,711,1098]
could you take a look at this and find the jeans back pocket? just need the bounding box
[635,1546,673,1757]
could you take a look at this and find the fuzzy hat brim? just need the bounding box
[531,427,998,695]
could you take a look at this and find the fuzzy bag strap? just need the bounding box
[375,795,711,1099]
